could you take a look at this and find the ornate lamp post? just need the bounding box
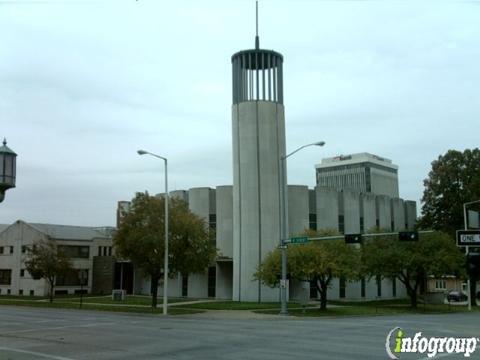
[0,138,17,203]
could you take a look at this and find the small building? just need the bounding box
[0,220,115,296]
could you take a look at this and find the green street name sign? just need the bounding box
[290,236,309,244]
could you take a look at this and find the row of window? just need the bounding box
[98,246,112,257]
[308,214,407,234]
[0,245,92,259]
[0,288,35,296]
[311,276,397,299]
[0,246,14,254]
[0,268,88,286]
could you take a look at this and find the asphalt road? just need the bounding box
[0,306,479,360]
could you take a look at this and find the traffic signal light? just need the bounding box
[399,231,419,241]
[345,234,362,244]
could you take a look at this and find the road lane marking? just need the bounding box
[0,346,76,360]
[0,322,116,335]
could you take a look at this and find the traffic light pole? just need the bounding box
[464,203,472,311]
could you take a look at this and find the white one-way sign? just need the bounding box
[457,230,480,247]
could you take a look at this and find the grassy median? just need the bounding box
[0,295,203,315]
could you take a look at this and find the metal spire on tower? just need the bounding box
[255,0,260,49]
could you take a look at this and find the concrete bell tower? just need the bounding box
[232,3,286,302]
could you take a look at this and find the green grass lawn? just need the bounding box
[0,296,203,315]
[255,299,480,317]
[58,295,194,306]
[174,301,303,310]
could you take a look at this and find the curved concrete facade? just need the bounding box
[232,101,285,302]
[288,185,309,235]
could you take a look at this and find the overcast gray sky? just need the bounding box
[1,0,479,227]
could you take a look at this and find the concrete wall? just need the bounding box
[187,271,209,298]
[341,189,361,234]
[376,195,392,230]
[391,198,406,231]
[360,193,376,232]
[188,187,213,223]
[288,185,309,235]
[216,262,233,299]
[316,186,339,231]
[0,222,48,296]
[404,201,417,230]
[232,101,285,302]
[216,186,233,258]
[170,190,188,203]
[370,167,399,198]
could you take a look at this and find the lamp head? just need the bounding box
[137,149,148,155]
[315,141,326,147]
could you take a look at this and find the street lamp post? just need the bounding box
[463,199,480,311]
[279,141,325,315]
[137,149,169,315]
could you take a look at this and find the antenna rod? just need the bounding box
[255,0,259,49]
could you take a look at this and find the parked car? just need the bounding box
[446,290,468,302]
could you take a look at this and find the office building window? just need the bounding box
[209,214,216,231]
[376,275,382,298]
[103,247,107,256]
[309,214,317,231]
[30,290,34,296]
[392,277,397,297]
[0,270,12,285]
[391,221,394,232]
[361,277,366,298]
[19,289,23,295]
[20,269,25,277]
[182,275,188,297]
[56,269,89,286]
[21,245,27,253]
[339,277,346,298]
[108,247,112,256]
[0,247,3,254]
[98,247,102,256]
[338,215,345,234]
[57,245,89,259]
[360,217,364,233]
[7,289,11,295]
[9,246,13,254]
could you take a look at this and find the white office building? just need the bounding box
[316,153,399,198]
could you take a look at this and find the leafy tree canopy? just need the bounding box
[114,192,217,307]
[420,148,480,234]
[256,229,361,310]
[24,238,73,303]
[362,231,465,307]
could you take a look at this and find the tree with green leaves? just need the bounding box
[114,192,217,308]
[24,239,73,303]
[256,230,361,310]
[419,148,480,307]
[420,148,480,235]
[362,232,465,308]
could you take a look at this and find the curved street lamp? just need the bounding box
[137,149,169,315]
[0,138,17,203]
[279,141,325,315]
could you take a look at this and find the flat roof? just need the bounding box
[316,152,398,170]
